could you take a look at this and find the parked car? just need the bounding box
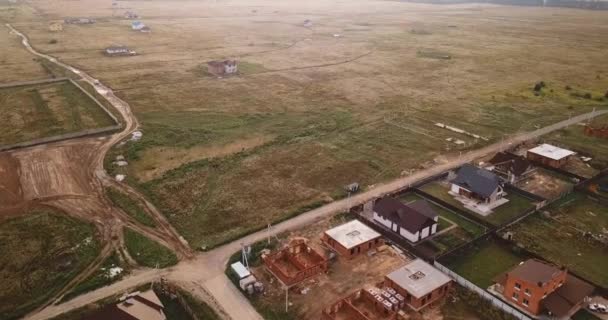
[589,303,607,313]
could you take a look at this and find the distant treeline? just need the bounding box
[403,0,608,10]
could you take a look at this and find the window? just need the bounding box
[524,288,531,296]
[514,283,521,290]
[523,299,529,306]
[350,248,355,255]
[512,292,519,301]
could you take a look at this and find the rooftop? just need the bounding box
[542,274,594,317]
[374,198,437,234]
[325,220,381,250]
[453,164,501,198]
[527,144,576,161]
[386,259,451,299]
[488,152,533,176]
[507,259,564,285]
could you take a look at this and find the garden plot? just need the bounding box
[419,181,537,226]
[0,80,116,145]
[400,192,487,255]
[504,193,608,287]
[516,168,574,200]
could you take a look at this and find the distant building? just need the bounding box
[104,46,137,56]
[125,11,139,19]
[584,125,608,138]
[451,164,505,204]
[322,220,383,259]
[488,152,535,183]
[384,259,452,311]
[303,19,313,27]
[139,26,151,33]
[492,259,594,319]
[132,21,146,30]
[206,60,238,76]
[48,22,63,32]
[64,17,96,24]
[83,290,166,320]
[527,144,576,168]
[373,197,438,243]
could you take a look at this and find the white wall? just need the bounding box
[431,224,437,234]
[399,228,420,242]
[373,212,392,229]
[450,184,461,194]
[421,226,430,239]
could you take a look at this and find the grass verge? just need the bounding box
[124,228,178,268]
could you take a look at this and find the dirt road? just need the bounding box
[3,23,193,312]
[24,104,607,320]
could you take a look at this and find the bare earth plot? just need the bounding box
[0,80,116,146]
[8,0,607,249]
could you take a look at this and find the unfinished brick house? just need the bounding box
[322,220,383,259]
[526,144,576,168]
[321,288,404,320]
[584,125,608,138]
[383,259,452,311]
[262,240,328,286]
[492,259,594,319]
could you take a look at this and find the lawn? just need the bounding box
[505,193,608,287]
[61,252,127,302]
[0,208,100,320]
[123,228,178,268]
[419,181,536,226]
[442,240,524,288]
[106,187,156,228]
[0,80,117,145]
[572,310,602,320]
[401,192,487,254]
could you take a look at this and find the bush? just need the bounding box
[49,39,58,44]
[605,90,608,98]
[565,85,572,90]
[533,81,545,92]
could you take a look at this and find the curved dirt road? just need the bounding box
[4,23,193,310]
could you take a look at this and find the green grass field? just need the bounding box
[124,228,178,268]
[419,182,536,226]
[505,193,608,287]
[400,192,487,253]
[61,253,127,302]
[0,208,100,320]
[106,188,156,228]
[0,80,116,145]
[443,240,523,288]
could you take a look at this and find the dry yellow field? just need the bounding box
[2,0,607,248]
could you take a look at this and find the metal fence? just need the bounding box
[433,261,532,320]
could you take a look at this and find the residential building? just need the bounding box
[322,220,383,259]
[84,290,166,320]
[373,197,438,243]
[104,46,137,56]
[132,21,146,30]
[125,11,139,19]
[492,259,594,319]
[450,164,505,204]
[64,17,95,24]
[526,144,576,168]
[384,259,452,311]
[488,152,535,183]
[262,240,328,286]
[206,60,238,76]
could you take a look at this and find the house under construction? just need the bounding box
[321,288,406,320]
[262,239,328,287]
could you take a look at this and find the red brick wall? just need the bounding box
[322,233,384,259]
[384,279,451,311]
